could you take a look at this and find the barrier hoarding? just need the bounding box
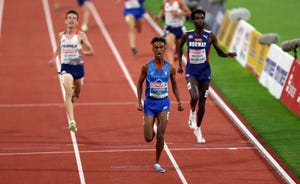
[259,44,294,99]
[229,20,254,67]
[280,59,300,116]
[246,30,270,78]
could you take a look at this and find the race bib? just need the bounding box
[149,82,168,98]
[189,48,206,64]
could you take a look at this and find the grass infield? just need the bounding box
[145,0,300,178]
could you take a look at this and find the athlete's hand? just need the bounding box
[137,102,143,111]
[48,59,55,67]
[178,103,184,111]
[227,52,237,58]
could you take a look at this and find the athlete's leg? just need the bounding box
[125,14,136,50]
[73,78,83,98]
[165,33,176,65]
[62,74,75,120]
[187,77,199,112]
[135,18,143,33]
[196,82,209,127]
[155,111,169,164]
[174,38,180,61]
[80,1,92,31]
[144,115,156,142]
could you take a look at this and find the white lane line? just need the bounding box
[88,4,188,184]
[0,0,4,40]
[0,146,255,156]
[144,12,296,184]
[42,1,85,184]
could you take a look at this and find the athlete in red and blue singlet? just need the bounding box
[178,9,236,144]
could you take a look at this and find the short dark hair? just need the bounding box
[65,10,79,20]
[191,9,205,20]
[151,37,166,45]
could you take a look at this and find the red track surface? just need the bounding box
[0,0,296,183]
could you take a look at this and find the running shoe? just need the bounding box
[188,110,196,129]
[54,3,60,11]
[131,48,138,55]
[71,95,76,103]
[69,120,77,132]
[154,163,166,173]
[194,127,206,144]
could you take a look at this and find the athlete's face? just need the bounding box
[193,13,205,29]
[152,41,166,59]
[65,13,78,28]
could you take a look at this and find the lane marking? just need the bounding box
[144,12,296,184]
[42,1,85,183]
[88,4,188,184]
[0,0,4,40]
[0,146,255,156]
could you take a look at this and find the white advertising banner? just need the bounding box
[259,44,294,99]
[229,20,254,67]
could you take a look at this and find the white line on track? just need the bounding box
[0,146,255,156]
[42,1,85,184]
[88,4,189,184]
[0,0,4,40]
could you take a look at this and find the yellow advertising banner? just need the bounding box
[247,30,270,78]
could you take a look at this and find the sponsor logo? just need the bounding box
[150,82,167,88]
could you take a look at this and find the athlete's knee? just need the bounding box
[144,135,154,142]
[187,81,198,101]
[74,88,81,98]
[65,91,73,99]
[190,89,199,102]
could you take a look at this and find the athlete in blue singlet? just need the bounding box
[177,9,236,143]
[118,0,146,55]
[137,37,184,173]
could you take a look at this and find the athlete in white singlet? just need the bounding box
[155,0,191,66]
[48,10,95,131]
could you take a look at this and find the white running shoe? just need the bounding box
[194,127,206,143]
[188,110,196,129]
[154,163,166,173]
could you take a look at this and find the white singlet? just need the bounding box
[60,31,83,65]
[164,0,185,27]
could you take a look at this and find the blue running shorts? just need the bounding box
[165,26,185,39]
[124,7,145,20]
[144,97,170,117]
[77,0,91,7]
[60,64,84,80]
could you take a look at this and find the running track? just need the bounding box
[0,0,298,183]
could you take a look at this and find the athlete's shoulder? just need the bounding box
[204,29,211,33]
[186,29,195,33]
[186,29,195,36]
[143,60,152,68]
